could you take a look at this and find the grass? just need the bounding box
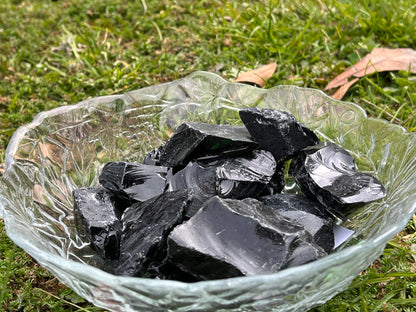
[1,0,416,310]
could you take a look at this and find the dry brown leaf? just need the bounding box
[325,48,416,91]
[235,62,277,88]
[331,78,359,100]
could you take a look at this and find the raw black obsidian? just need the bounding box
[266,165,286,195]
[98,161,168,203]
[216,149,284,196]
[259,193,335,252]
[167,150,283,199]
[167,161,217,196]
[215,149,276,183]
[142,145,165,166]
[115,189,206,277]
[167,196,327,280]
[289,143,386,215]
[73,187,122,259]
[157,122,258,167]
[239,108,320,161]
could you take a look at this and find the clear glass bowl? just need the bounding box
[1,71,416,312]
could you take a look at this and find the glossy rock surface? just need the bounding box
[167,196,327,280]
[290,143,386,214]
[73,187,122,259]
[142,145,164,166]
[239,108,320,161]
[167,150,283,199]
[115,189,205,277]
[98,161,168,203]
[259,193,335,252]
[157,122,257,167]
[167,161,217,196]
[215,149,276,183]
[216,149,284,196]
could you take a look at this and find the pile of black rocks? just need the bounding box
[73,108,386,281]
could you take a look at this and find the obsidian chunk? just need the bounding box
[216,149,284,196]
[259,193,335,252]
[98,161,168,203]
[289,143,386,215]
[157,122,258,167]
[167,150,283,199]
[167,196,326,280]
[73,187,122,259]
[142,145,165,166]
[266,164,286,195]
[215,149,276,183]
[239,108,320,161]
[115,189,206,277]
[167,161,217,196]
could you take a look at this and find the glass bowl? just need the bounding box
[1,71,416,312]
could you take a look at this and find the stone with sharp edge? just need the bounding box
[167,196,327,280]
[73,187,122,259]
[115,189,206,277]
[167,149,284,199]
[289,143,386,215]
[259,193,335,253]
[239,108,320,161]
[98,161,169,203]
[157,122,258,168]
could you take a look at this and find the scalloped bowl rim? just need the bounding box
[0,72,414,294]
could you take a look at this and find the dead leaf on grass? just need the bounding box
[235,62,277,88]
[330,78,359,100]
[325,48,416,99]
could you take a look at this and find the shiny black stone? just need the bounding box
[289,143,386,215]
[73,187,122,259]
[216,150,285,196]
[239,108,320,161]
[151,261,200,282]
[215,149,277,183]
[167,150,283,199]
[158,122,258,167]
[167,161,217,196]
[115,189,206,277]
[259,193,335,252]
[167,196,326,280]
[98,161,168,203]
[265,164,286,195]
[142,145,165,166]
